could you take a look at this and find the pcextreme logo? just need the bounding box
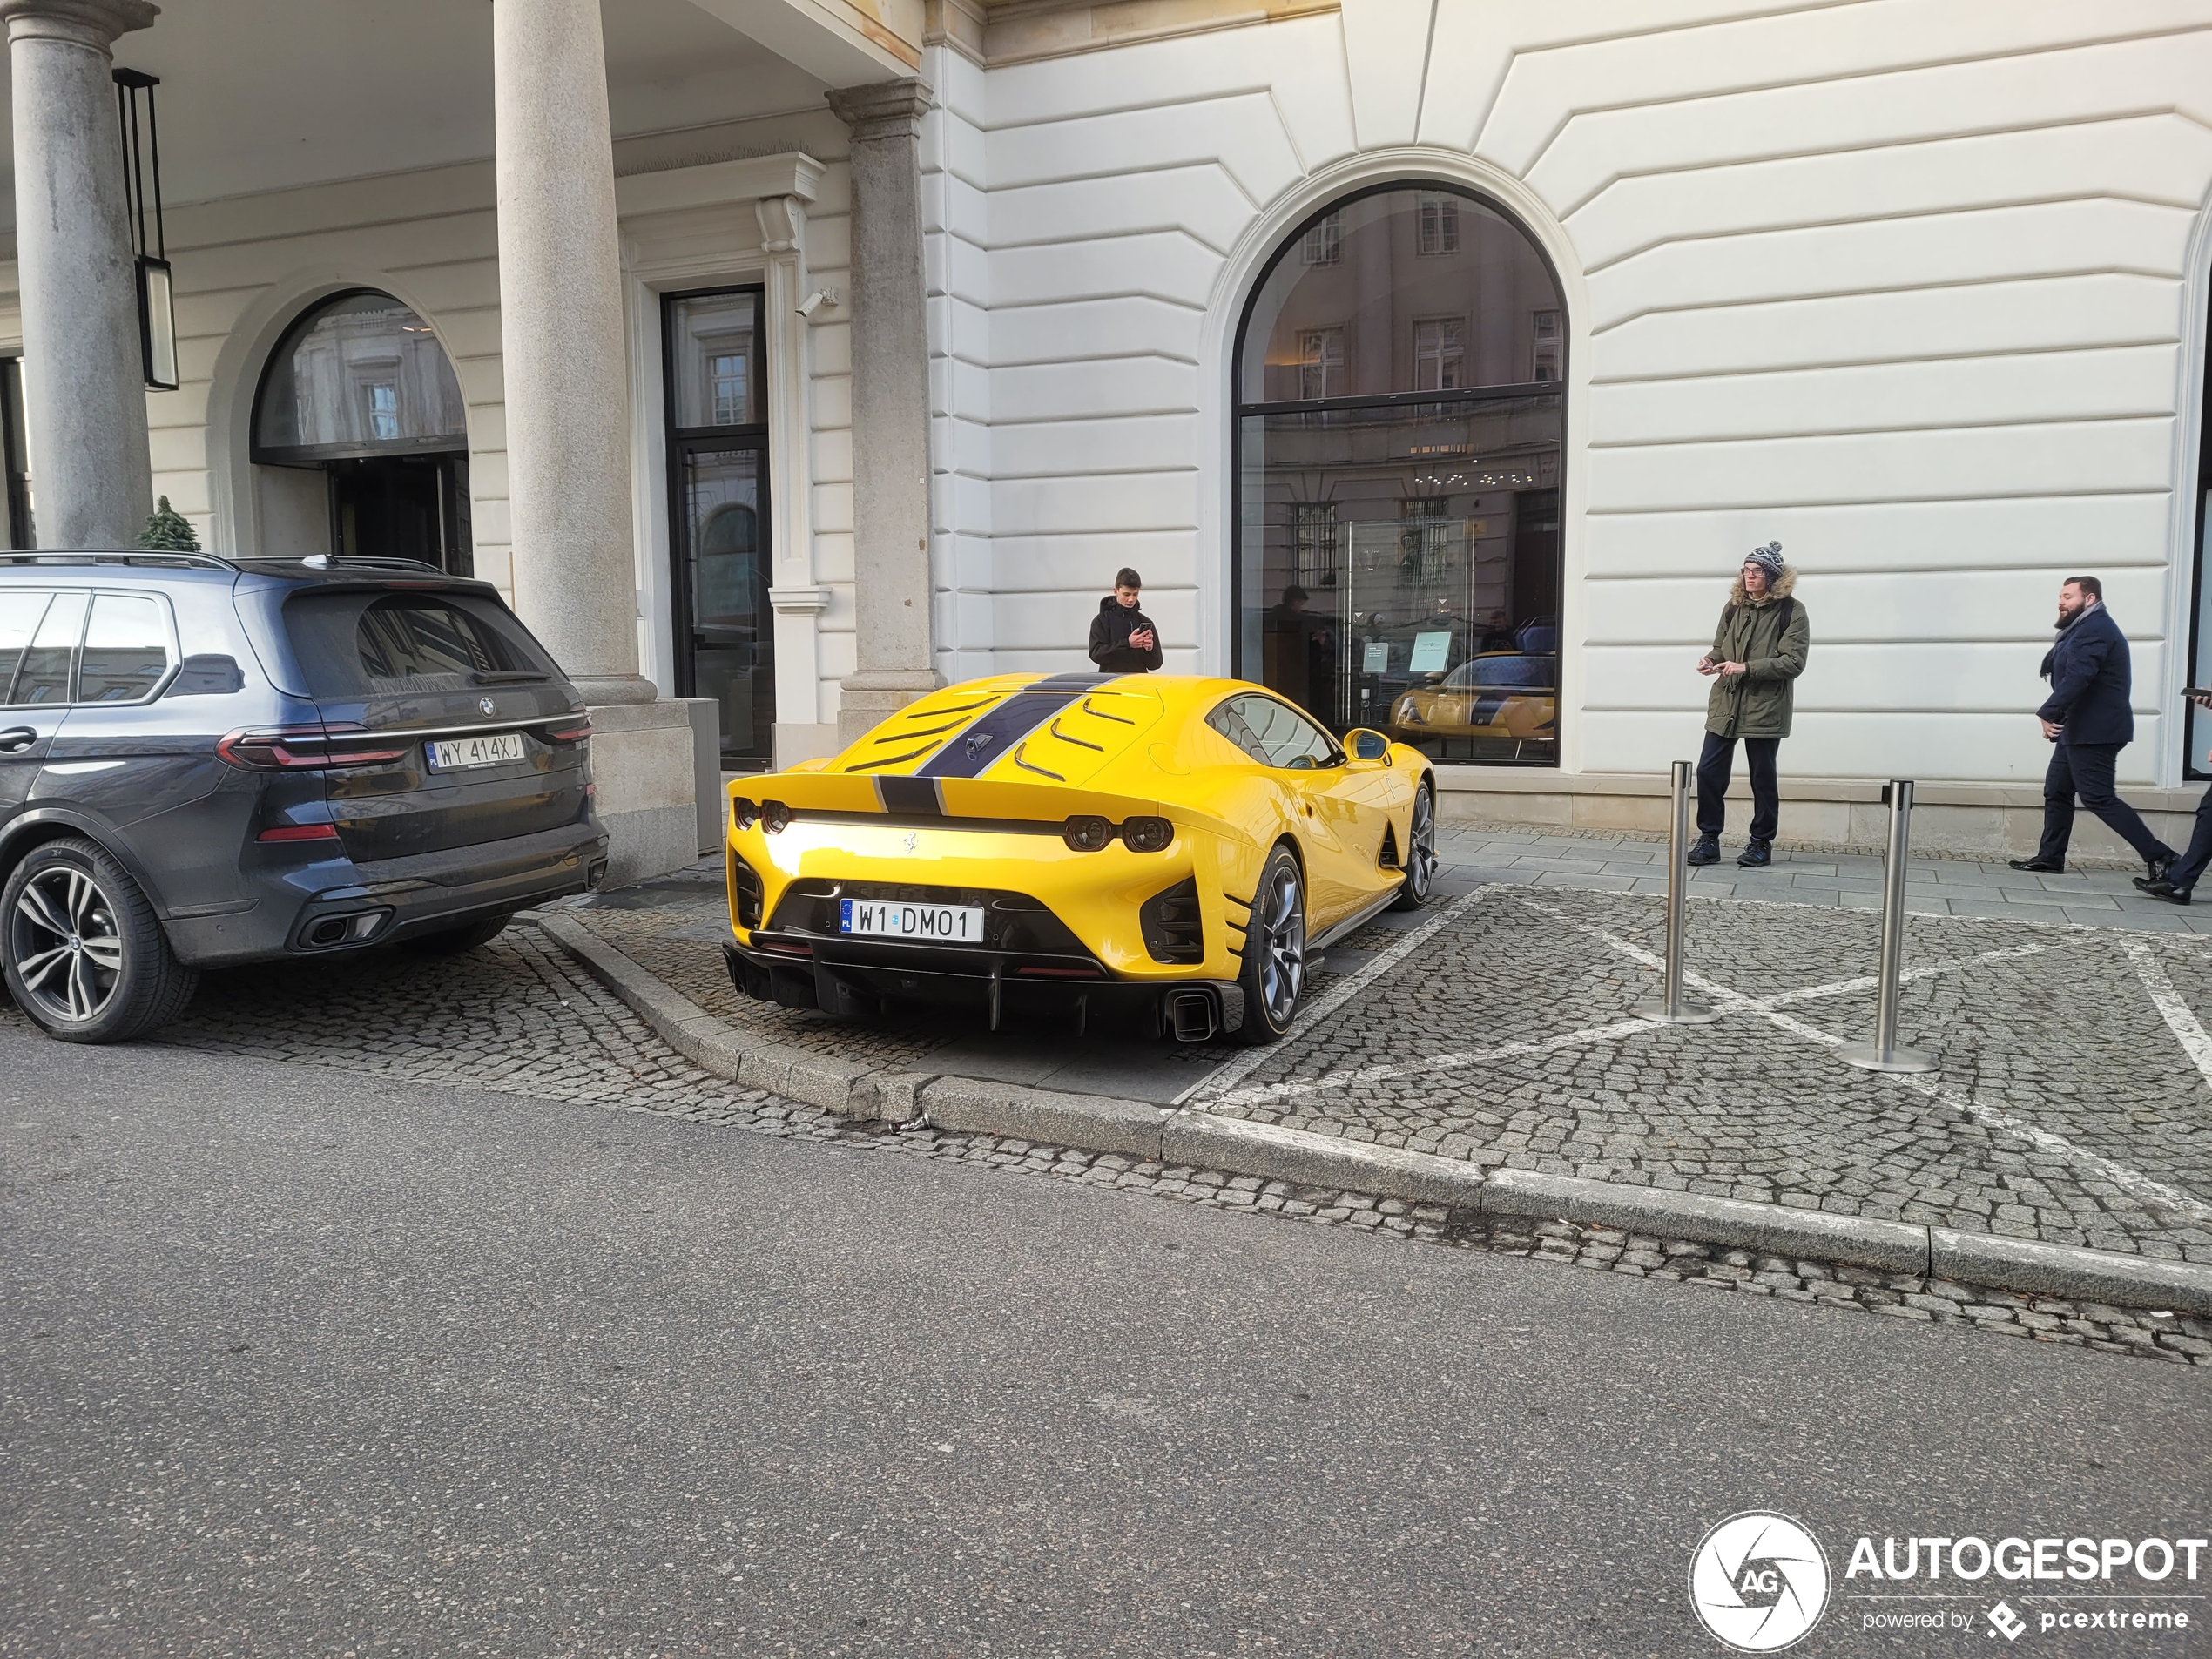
[1689,1512,1832,1652]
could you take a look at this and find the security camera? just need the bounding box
[796,287,840,318]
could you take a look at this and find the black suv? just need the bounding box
[0,551,607,1043]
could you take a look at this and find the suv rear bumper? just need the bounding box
[165,819,610,966]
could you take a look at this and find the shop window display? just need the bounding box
[1235,185,1566,765]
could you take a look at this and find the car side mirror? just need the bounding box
[1346,728,1391,764]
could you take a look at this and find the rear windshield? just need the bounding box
[284,590,556,698]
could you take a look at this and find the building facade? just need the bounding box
[4,0,2210,867]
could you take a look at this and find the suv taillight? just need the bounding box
[217,725,408,771]
[545,719,592,743]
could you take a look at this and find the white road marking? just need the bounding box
[1171,887,1494,1108]
[1199,907,2048,1113]
[1546,901,2212,1228]
[2118,937,2212,1092]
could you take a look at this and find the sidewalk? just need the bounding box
[1429,823,2207,931]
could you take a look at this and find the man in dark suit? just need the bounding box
[2010,575,2176,879]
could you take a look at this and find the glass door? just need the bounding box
[664,288,772,765]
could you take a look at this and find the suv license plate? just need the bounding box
[427,732,528,771]
[839,899,983,942]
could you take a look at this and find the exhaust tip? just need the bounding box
[1166,990,1217,1044]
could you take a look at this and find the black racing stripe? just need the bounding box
[1028,672,1121,694]
[916,690,1082,779]
[875,777,944,815]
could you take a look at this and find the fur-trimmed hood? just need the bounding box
[1729,566,1797,607]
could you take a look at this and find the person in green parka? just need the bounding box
[1689,542,1810,869]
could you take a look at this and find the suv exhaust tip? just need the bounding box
[1165,989,1217,1043]
[298,909,391,950]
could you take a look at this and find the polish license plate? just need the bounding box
[427,731,528,771]
[839,899,984,942]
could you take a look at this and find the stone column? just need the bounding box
[493,0,698,885]
[2,0,158,550]
[491,0,651,707]
[826,79,938,745]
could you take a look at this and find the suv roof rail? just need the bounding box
[0,550,239,570]
[298,554,448,574]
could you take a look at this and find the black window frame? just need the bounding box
[662,283,774,766]
[2185,272,2212,781]
[1230,179,1571,767]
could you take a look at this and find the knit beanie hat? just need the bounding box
[1745,542,1784,580]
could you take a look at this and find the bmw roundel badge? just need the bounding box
[479,697,496,715]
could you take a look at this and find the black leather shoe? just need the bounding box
[2008,858,2065,873]
[2141,880,2191,907]
[1686,833,1720,867]
[2146,853,2175,887]
[1737,840,1772,868]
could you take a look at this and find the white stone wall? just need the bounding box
[0,124,860,734]
[923,1,2212,786]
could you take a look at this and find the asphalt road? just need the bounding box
[1,1025,2205,1657]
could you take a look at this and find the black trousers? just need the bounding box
[2164,784,2212,892]
[1696,731,1779,843]
[2036,740,2174,867]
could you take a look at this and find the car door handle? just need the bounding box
[0,726,36,753]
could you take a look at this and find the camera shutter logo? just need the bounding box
[1689,1512,1831,1652]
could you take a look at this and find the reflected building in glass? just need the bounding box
[1235,186,1565,765]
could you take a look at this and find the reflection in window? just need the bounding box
[1413,318,1464,392]
[11,590,86,705]
[1533,309,1562,384]
[1300,213,1340,266]
[1418,193,1460,256]
[0,590,50,702]
[253,292,466,459]
[669,293,760,431]
[1298,328,1343,401]
[365,383,399,442]
[711,353,748,425]
[78,594,169,702]
[1236,185,1566,765]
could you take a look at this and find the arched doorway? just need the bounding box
[251,289,472,573]
[1233,184,1567,765]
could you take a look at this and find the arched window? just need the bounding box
[253,290,466,460]
[251,290,472,574]
[1234,185,1567,765]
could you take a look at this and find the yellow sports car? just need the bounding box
[723,673,1437,1044]
[1387,651,1556,758]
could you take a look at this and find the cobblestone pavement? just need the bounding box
[1194,882,2212,1264]
[1432,820,2212,932]
[3,922,2202,1369]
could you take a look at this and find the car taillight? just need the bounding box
[1123,816,1173,853]
[760,800,791,833]
[732,795,759,830]
[545,720,592,743]
[1063,815,1111,852]
[217,725,407,771]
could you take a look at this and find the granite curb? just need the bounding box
[529,913,2212,1315]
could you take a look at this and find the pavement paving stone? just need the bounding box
[1184,885,2212,1266]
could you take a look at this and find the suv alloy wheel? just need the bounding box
[2,837,198,1042]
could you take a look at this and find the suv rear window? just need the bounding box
[284,590,555,698]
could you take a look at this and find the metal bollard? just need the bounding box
[1840,779,1939,1073]
[1634,759,1718,1024]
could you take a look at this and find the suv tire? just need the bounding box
[398,912,515,955]
[1235,843,1306,1045]
[3,837,198,1043]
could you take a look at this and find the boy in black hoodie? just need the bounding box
[1088,566,1163,673]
